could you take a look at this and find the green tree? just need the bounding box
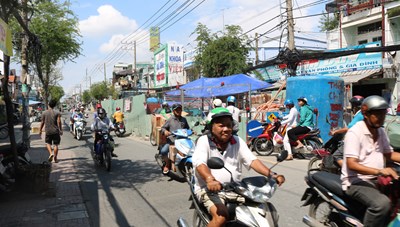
[192,23,251,77]
[90,82,109,101]
[319,11,339,32]
[10,0,82,106]
[49,85,64,102]
[82,90,91,104]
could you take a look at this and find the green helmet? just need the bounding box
[208,107,233,124]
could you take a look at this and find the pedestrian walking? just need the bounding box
[39,99,63,163]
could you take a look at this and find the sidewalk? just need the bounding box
[0,123,90,227]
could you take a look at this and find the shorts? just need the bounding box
[196,189,225,213]
[45,134,61,145]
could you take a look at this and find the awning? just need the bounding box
[340,68,382,84]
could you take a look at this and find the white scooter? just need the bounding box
[182,150,288,227]
[73,117,87,140]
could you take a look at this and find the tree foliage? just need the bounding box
[49,85,64,102]
[82,90,91,104]
[90,82,109,101]
[319,11,339,32]
[10,0,82,105]
[192,23,251,77]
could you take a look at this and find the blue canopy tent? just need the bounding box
[165,74,272,98]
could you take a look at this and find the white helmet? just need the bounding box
[213,99,222,107]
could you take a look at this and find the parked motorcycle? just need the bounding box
[187,150,288,227]
[92,129,114,171]
[155,122,199,182]
[247,121,278,156]
[0,141,32,192]
[73,117,87,140]
[114,121,126,137]
[301,164,400,227]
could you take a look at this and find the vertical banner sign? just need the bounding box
[149,27,160,52]
[0,18,13,56]
[154,45,167,87]
[167,44,184,86]
[124,97,132,112]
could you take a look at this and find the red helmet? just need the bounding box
[116,107,121,111]
[96,103,102,109]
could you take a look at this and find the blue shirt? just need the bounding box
[347,111,363,129]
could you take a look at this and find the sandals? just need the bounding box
[162,167,170,175]
[48,154,54,162]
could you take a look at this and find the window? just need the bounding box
[358,22,382,35]
[372,36,382,42]
[358,40,368,45]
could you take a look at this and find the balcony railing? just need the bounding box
[345,0,382,16]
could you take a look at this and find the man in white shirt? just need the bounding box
[281,99,299,160]
[192,108,285,227]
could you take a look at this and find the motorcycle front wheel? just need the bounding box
[307,156,322,173]
[103,145,112,172]
[192,210,206,227]
[76,130,82,140]
[254,138,274,156]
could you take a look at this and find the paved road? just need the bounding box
[63,115,310,227]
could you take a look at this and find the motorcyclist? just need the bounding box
[112,107,124,124]
[341,95,400,227]
[91,108,118,157]
[287,96,314,150]
[160,101,171,119]
[192,108,285,227]
[72,108,84,137]
[160,103,190,174]
[281,99,299,160]
[328,95,364,167]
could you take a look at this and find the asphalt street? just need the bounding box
[63,114,310,227]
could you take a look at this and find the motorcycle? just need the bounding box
[155,122,199,182]
[114,121,126,137]
[0,141,32,192]
[187,150,288,227]
[247,121,278,156]
[92,129,114,171]
[301,164,400,227]
[73,117,87,140]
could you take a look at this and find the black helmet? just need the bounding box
[97,108,106,119]
[362,96,389,112]
[172,103,182,110]
[349,95,364,108]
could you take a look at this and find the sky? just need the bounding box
[57,0,328,95]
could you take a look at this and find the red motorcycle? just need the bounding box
[248,121,278,156]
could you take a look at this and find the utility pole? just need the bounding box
[133,40,137,88]
[104,63,106,83]
[287,0,295,51]
[255,33,259,65]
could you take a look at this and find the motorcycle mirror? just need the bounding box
[194,121,200,126]
[325,115,331,125]
[277,150,288,162]
[207,157,225,169]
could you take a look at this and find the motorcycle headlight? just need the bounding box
[103,134,108,139]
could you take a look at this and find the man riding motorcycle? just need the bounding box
[341,95,400,227]
[192,108,285,227]
[91,108,118,157]
[112,107,124,124]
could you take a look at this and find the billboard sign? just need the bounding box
[0,18,13,56]
[167,44,184,86]
[154,45,167,87]
[149,27,160,52]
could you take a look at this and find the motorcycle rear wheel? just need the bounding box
[254,138,274,156]
[309,197,335,226]
[150,132,157,146]
[103,146,112,172]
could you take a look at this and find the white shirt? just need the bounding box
[281,107,298,127]
[226,105,240,122]
[341,121,393,190]
[192,135,257,193]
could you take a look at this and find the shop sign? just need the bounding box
[167,44,184,86]
[154,46,167,87]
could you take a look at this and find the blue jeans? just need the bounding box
[160,143,170,156]
[345,181,391,227]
